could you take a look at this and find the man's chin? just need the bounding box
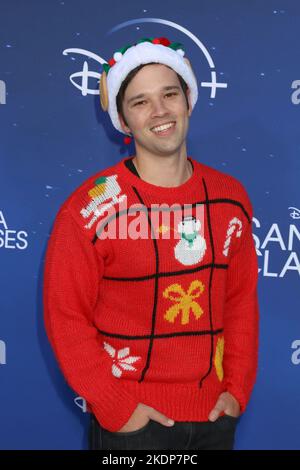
[151,145,183,157]
[135,136,184,154]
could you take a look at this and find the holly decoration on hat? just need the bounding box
[102,37,185,74]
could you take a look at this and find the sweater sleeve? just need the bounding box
[222,201,259,414]
[43,207,140,432]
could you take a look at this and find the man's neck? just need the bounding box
[131,153,193,188]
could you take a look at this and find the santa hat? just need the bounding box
[99,37,198,144]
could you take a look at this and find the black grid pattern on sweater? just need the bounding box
[92,177,251,387]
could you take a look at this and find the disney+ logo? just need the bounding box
[0,80,6,105]
[0,340,6,365]
[63,48,106,96]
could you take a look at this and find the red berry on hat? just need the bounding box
[108,58,116,66]
[124,136,132,145]
[159,37,171,46]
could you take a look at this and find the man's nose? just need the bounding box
[150,97,169,116]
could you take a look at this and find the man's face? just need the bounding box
[119,64,192,157]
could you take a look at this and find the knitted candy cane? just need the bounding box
[223,217,242,256]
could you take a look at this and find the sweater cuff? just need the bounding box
[224,383,248,415]
[89,379,141,432]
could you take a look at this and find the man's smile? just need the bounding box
[150,121,176,136]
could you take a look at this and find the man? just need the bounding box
[43,37,259,450]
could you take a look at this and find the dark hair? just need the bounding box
[116,62,190,129]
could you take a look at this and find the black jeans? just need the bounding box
[88,414,238,450]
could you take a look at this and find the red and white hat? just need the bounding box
[99,37,198,138]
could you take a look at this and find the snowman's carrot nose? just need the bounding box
[157,225,178,235]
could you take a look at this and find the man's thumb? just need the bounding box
[209,398,225,422]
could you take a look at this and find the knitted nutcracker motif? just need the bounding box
[80,174,127,229]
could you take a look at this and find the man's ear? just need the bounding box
[118,112,131,134]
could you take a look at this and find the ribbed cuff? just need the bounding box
[90,378,141,432]
[225,384,247,414]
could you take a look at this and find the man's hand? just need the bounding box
[208,392,240,422]
[117,403,175,433]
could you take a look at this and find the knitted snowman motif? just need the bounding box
[174,216,207,266]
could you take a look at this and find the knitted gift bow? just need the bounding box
[163,279,205,325]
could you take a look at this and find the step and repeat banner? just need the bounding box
[0,0,299,450]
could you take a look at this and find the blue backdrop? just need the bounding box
[0,0,299,450]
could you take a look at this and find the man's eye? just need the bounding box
[133,92,178,106]
[133,93,177,106]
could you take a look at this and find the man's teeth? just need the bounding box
[151,122,175,133]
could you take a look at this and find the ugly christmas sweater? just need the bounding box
[43,156,259,432]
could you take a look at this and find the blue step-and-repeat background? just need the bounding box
[0,0,299,450]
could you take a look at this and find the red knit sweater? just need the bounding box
[43,156,259,432]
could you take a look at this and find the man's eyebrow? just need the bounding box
[127,85,181,104]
